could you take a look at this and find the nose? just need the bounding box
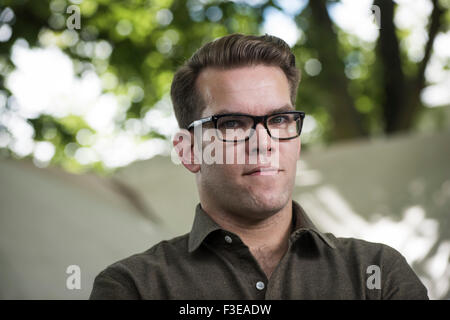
[249,122,273,155]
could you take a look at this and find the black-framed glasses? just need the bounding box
[187,111,305,142]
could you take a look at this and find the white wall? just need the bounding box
[1,129,449,299]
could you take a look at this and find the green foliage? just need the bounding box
[0,0,448,173]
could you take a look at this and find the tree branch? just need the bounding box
[398,0,445,130]
[373,0,406,133]
[306,0,368,140]
[417,0,444,92]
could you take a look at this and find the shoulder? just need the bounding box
[90,233,190,299]
[92,233,189,292]
[103,233,189,275]
[323,233,428,299]
[325,233,405,265]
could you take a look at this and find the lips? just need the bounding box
[244,166,281,176]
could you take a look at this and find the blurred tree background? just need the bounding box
[0,0,449,174]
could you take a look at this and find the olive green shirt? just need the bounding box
[90,201,429,299]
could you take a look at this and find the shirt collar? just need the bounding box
[188,204,222,253]
[188,200,336,253]
[291,200,336,249]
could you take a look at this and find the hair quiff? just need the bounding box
[170,33,301,129]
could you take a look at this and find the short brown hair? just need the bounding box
[170,33,301,129]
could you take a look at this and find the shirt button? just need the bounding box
[256,281,265,290]
[224,235,233,244]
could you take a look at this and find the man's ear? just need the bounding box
[172,129,201,173]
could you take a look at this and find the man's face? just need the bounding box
[194,65,301,221]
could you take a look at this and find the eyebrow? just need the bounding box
[215,104,295,116]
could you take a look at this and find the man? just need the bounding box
[90,34,428,299]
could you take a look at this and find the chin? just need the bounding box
[248,192,288,214]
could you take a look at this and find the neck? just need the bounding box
[202,200,294,278]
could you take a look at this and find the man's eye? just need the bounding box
[223,120,241,128]
[270,116,289,124]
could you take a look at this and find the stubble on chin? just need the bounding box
[200,166,293,222]
[224,182,289,221]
